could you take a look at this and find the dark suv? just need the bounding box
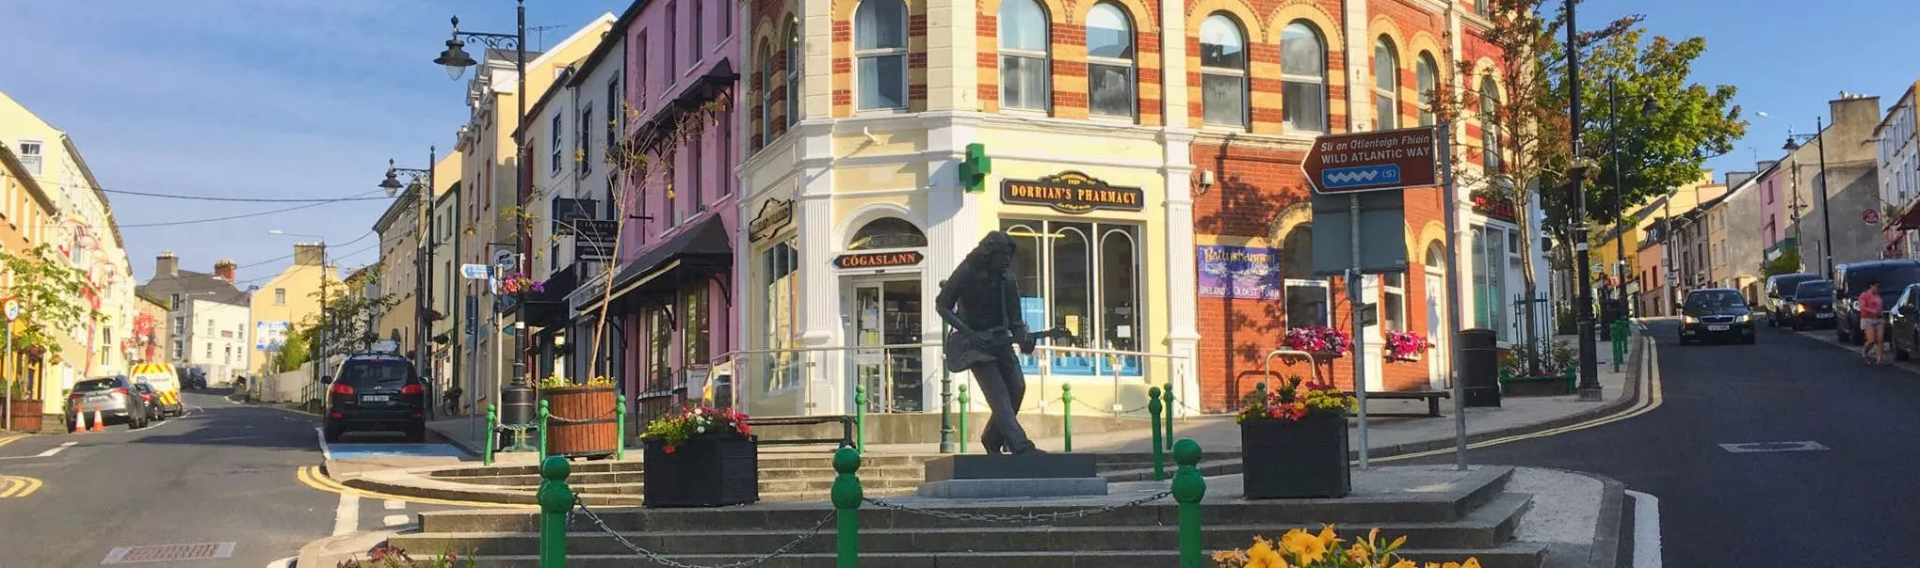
[1679,288,1757,345]
[1834,260,1920,345]
[323,353,427,443]
[1764,273,1823,327]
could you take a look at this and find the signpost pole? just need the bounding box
[1440,122,1468,471]
[2,298,19,432]
[1349,195,1370,470]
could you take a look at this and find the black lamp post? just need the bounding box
[1606,78,1659,318]
[433,1,534,442]
[1564,0,1604,401]
[382,152,436,416]
[1783,119,1833,278]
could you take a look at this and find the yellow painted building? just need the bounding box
[0,144,59,417]
[248,244,335,375]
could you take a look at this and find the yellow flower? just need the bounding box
[1316,525,1341,548]
[1280,529,1328,564]
[1461,560,1481,568]
[1247,537,1288,568]
[1389,561,1416,568]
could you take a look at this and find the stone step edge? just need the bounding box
[449,543,1548,565]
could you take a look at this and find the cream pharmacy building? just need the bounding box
[732,0,1202,419]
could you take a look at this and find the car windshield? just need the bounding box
[1850,265,1920,295]
[1778,275,1819,295]
[1686,290,1746,310]
[338,359,414,389]
[1795,281,1833,298]
[73,378,119,392]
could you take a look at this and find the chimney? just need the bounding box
[156,250,178,278]
[1724,171,1756,189]
[213,259,237,283]
[293,243,325,266]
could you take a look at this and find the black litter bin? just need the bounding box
[1460,328,1502,408]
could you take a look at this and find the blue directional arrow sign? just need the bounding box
[1321,164,1403,190]
[1300,127,1439,195]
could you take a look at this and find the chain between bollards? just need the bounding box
[1162,385,1176,451]
[484,403,498,466]
[957,384,970,454]
[614,394,627,461]
[1171,438,1206,568]
[537,399,550,460]
[536,456,573,568]
[831,447,862,567]
[1061,384,1073,453]
[1148,386,1164,481]
[853,385,867,453]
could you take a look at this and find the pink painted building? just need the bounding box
[606,0,743,418]
[1758,160,1794,256]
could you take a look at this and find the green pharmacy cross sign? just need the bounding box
[960,143,992,193]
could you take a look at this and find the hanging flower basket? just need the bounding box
[1384,330,1434,363]
[1282,327,1351,358]
[499,271,545,298]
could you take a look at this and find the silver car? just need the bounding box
[65,376,150,431]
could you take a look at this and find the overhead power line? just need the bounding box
[99,187,392,203]
[118,190,387,229]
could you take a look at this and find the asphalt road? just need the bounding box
[0,391,337,567]
[1408,318,1920,566]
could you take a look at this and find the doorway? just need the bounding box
[1425,242,1449,389]
[846,279,924,413]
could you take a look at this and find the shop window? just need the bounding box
[759,241,802,392]
[997,0,1051,112]
[786,20,803,127]
[1372,36,1399,130]
[1279,225,1330,327]
[647,307,672,391]
[1416,53,1439,127]
[682,285,709,369]
[1198,14,1248,128]
[1085,3,1136,120]
[847,217,927,250]
[1281,21,1328,133]
[1383,272,1406,331]
[1472,224,1511,341]
[1480,75,1502,172]
[854,0,908,111]
[1002,220,1143,377]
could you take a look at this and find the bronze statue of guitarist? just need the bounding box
[937,231,1072,455]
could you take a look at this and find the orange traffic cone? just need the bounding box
[90,406,105,432]
[73,406,85,433]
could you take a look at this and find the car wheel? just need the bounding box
[324,423,344,444]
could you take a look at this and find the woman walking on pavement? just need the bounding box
[1860,279,1886,365]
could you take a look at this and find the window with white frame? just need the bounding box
[579,105,594,175]
[549,113,564,174]
[854,0,908,111]
[690,0,703,67]
[1003,219,1144,376]
[1416,53,1439,126]
[1199,14,1248,128]
[1085,3,1135,120]
[1372,37,1399,130]
[1281,21,1328,133]
[606,76,620,154]
[1382,272,1406,330]
[1480,75,1502,172]
[758,43,774,144]
[997,0,1050,112]
[1279,225,1330,327]
[759,241,801,392]
[15,141,41,175]
[786,20,802,127]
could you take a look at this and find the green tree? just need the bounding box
[304,269,397,361]
[1762,245,1803,277]
[271,324,313,373]
[0,244,95,397]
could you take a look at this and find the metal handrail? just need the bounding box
[1030,345,1196,418]
[1262,349,1325,387]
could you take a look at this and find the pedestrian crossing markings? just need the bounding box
[0,475,42,498]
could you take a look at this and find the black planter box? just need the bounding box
[1240,412,1351,499]
[642,434,760,508]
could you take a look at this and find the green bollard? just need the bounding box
[1171,439,1207,568]
[614,394,627,461]
[1162,385,1176,451]
[1148,386,1165,481]
[830,447,863,568]
[537,399,550,460]
[484,403,498,467]
[1061,384,1074,453]
[958,384,970,454]
[854,385,867,453]
[536,456,574,568]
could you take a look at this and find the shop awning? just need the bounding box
[598,216,734,314]
[523,263,582,328]
[1895,200,1920,231]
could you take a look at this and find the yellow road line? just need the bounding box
[0,475,42,498]
[294,466,535,509]
[1372,336,1665,464]
[0,435,22,449]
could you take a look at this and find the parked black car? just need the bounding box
[1679,287,1757,345]
[1782,280,1837,330]
[322,352,427,443]
[1834,260,1920,345]
[1765,272,1823,327]
[1891,284,1920,360]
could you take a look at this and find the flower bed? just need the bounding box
[641,406,758,507]
[1237,376,1357,499]
[1214,527,1481,568]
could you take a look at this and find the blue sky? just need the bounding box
[0,0,1912,285]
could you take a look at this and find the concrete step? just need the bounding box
[396,495,1530,556]
[459,475,929,497]
[426,454,944,479]
[452,544,1547,568]
[442,465,925,487]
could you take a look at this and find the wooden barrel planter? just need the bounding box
[541,387,620,459]
[4,399,44,433]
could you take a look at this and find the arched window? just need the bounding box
[757,42,773,145]
[1479,75,1502,172]
[1281,22,1328,133]
[847,217,927,250]
[785,20,802,127]
[1085,3,1135,119]
[998,0,1050,111]
[1416,53,1439,127]
[1199,14,1247,128]
[854,0,908,110]
[1372,37,1399,130]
